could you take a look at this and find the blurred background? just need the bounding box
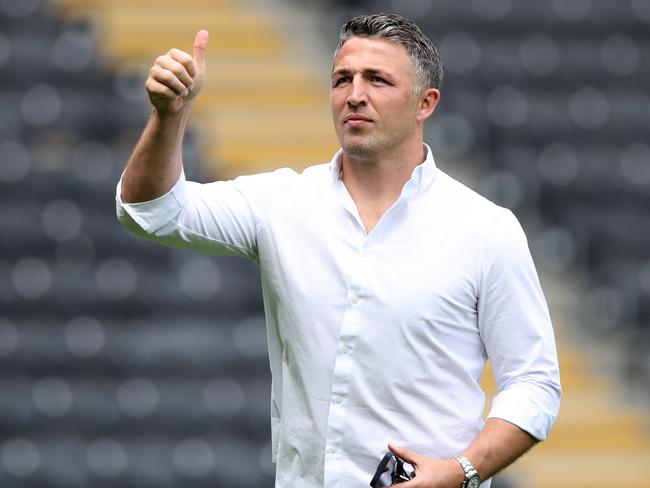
[0,0,649,486]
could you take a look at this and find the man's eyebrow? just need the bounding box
[331,67,394,78]
[331,67,352,77]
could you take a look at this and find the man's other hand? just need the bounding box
[145,29,209,114]
[387,444,465,488]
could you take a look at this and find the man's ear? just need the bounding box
[416,88,440,123]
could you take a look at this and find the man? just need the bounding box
[116,13,561,488]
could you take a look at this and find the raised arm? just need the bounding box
[121,30,209,203]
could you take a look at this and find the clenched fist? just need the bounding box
[145,29,209,114]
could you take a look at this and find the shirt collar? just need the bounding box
[328,144,438,193]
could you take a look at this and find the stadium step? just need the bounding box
[482,348,650,486]
[53,0,335,179]
[510,451,650,488]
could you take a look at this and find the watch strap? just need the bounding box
[453,455,480,488]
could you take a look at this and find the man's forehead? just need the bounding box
[333,36,411,70]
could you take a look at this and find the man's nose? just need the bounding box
[346,77,367,106]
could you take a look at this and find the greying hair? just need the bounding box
[333,13,444,93]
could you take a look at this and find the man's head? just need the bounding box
[333,13,443,96]
[330,14,442,161]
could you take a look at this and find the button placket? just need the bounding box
[323,282,365,486]
[324,245,375,487]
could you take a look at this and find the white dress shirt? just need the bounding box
[116,145,561,488]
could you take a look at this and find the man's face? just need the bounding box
[331,36,421,161]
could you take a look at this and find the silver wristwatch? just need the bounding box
[454,455,481,488]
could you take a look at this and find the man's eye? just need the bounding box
[372,76,386,84]
[334,77,350,86]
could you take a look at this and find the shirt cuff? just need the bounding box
[486,383,560,441]
[115,171,187,233]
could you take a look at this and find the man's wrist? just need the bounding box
[152,104,191,124]
[447,457,466,487]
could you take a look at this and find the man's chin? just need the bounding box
[341,140,379,161]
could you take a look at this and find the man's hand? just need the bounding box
[145,29,209,114]
[388,444,465,488]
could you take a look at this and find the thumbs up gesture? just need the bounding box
[145,30,209,114]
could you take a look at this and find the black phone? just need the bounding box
[370,452,415,487]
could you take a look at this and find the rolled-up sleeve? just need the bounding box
[115,170,272,260]
[116,171,189,233]
[478,209,562,441]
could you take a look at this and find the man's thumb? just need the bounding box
[193,29,209,70]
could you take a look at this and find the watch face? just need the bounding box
[468,477,481,488]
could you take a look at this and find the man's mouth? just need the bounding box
[344,114,372,127]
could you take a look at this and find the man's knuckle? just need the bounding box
[159,70,177,84]
[171,64,189,80]
[170,49,189,62]
[145,78,160,91]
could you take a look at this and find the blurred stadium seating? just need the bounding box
[1,0,649,487]
[0,0,274,486]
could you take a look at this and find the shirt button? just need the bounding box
[328,446,337,454]
[350,296,359,305]
[341,345,351,355]
[332,396,343,404]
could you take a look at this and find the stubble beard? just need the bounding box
[338,121,394,162]
[341,133,380,161]
[339,122,412,162]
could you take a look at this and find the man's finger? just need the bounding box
[388,444,420,465]
[155,57,194,89]
[167,49,197,79]
[150,66,189,95]
[193,29,209,70]
[146,78,178,100]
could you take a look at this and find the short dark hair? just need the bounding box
[333,13,444,92]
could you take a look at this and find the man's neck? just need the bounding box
[340,141,426,233]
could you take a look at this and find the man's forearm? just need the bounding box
[121,107,190,203]
[462,417,537,481]
[390,417,538,487]
[122,30,208,203]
